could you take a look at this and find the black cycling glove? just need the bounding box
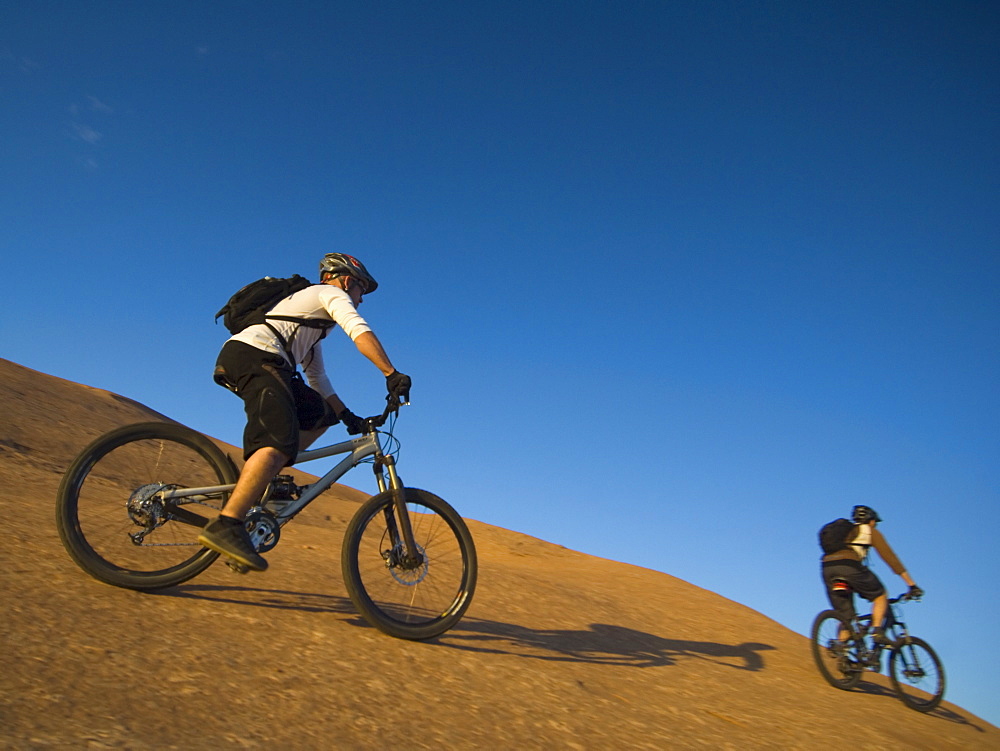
[338,409,365,435]
[908,584,924,600]
[386,370,411,403]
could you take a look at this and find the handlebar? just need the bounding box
[361,395,405,433]
[889,592,921,605]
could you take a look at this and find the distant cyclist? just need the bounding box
[200,253,411,572]
[821,505,923,649]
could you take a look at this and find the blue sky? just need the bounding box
[3,1,998,726]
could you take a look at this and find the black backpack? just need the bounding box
[215,275,335,358]
[819,518,855,555]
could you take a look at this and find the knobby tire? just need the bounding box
[342,487,477,640]
[889,636,945,712]
[810,610,864,690]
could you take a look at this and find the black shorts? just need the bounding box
[214,340,333,462]
[821,559,886,621]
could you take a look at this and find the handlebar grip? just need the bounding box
[360,398,408,433]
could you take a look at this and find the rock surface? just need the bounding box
[1,358,996,749]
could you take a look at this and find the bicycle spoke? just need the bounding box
[890,637,945,712]
[360,503,461,619]
[810,611,863,690]
[57,423,235,589]
[343,488,476,640]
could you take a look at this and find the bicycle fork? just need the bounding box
[373,455,423,569]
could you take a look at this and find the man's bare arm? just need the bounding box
[353,331,397,376]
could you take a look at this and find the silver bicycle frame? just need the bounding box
[161,432,384,524]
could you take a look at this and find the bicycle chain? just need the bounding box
[131,496,223,547]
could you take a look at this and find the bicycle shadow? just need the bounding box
[149,585,983,729]
[435,618,776,672]
[850,680,986,732]
[153,582,357,615]
[155,584,775,671]
[922,706,987,731]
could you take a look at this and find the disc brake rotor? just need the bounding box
[383,542,428,585]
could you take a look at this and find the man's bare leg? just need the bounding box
[221,446,291,521]
[870,594,888,633]
[199,446,291,572]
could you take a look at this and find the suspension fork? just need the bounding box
[372,453,422,564]
[887,606,910,648]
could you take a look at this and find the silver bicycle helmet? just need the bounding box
[318,253,379,293]
[851,505,882,524]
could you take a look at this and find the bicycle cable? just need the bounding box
[359,408,402,465]
[380,409,402,462]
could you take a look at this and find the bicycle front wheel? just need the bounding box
[56,422,237,590]
[342,487,477,640]
[889,636,945,712]
[810,610,863,690]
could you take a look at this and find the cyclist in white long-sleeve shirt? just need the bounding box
[200,253,411,572]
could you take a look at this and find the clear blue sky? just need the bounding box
[3,1,997,726]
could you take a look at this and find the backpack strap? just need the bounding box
[264,315,335,330]
[263,321,295,364]
[263,316,335,366]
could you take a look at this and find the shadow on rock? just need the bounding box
[155,586,775,672]
[154,583,356,614]
[437,619,777,671]
[851,680,985,731]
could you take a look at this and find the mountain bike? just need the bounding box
[810,586,945,712]
[55,402,477,641]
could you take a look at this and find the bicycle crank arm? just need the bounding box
[166,505,212,528]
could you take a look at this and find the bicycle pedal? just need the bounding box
[226,559,250,575]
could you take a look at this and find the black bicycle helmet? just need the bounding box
[318,253,379,293]
[851,505,882,524]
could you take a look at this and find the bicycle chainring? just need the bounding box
[244,508,280,553]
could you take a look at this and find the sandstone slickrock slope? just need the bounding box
[1,358,996,749]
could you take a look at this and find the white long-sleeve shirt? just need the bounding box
[229,284,371,398]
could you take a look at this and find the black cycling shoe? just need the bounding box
[198,516,268,572]
[871,630,894,647]
[865,649,883,671]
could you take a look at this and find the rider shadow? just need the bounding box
[144,586,982,728]
[434,618,777,672]
[158,585,775,671]
[154,583,357,615]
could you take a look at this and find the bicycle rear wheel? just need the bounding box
[342,487,477,640]
[810,610,864,690]
[889,636,945,712]
[56,422,237,590]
